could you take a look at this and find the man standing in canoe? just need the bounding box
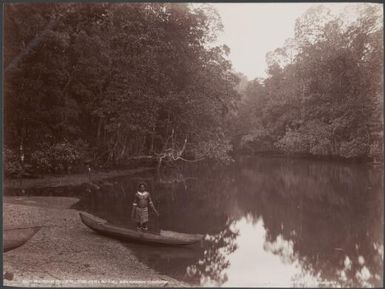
[131,183,159,231]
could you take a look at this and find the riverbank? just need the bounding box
[236,151,379,164]
[4,167,154,190]
[3,196,187,287]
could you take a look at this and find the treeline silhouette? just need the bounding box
[4,4,383,176]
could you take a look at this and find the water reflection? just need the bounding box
[187,219,239,285]
[190,216,322,287]
[6,156,383,287]
[187,213,383,287]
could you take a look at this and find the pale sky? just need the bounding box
[208,3,368,80]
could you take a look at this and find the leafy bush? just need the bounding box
[339,138,369,159]
[275,121,334,156]
[4,147,23,177]
[369,141,383,162]
[192,137,234,164]
[30,140,86,173]
[240,127,274,153]
[275,130,310,154]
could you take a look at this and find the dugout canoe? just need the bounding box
[3,226,41,252]
[79,212,203,246]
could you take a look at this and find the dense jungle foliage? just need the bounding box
[4,3,383,176]
[233,5,383,162]
[5,3,239,174]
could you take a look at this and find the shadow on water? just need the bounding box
[5,156,383,287]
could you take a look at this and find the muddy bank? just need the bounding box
[3,196,187,287]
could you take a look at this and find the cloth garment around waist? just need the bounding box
[134,207,149,224]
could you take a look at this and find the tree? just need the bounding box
[235,4,383,161]
[4,3,241,174]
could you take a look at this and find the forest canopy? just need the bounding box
[5,3,239,174]
[233,4,383,162]
[4,3,383,176]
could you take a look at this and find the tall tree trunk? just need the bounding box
[150,126,155,154]
[97,118,103,142]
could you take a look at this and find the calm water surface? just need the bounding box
[6,156,384,287]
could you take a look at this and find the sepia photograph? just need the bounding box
[3,1,384,287]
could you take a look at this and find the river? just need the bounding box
[5,156,384,287]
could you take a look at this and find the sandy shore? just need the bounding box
[3,196,187,287]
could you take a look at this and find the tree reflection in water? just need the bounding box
[241,158,383,288]
[183,157,383,287]
[186,220,239,286]
[71,156,382,287]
